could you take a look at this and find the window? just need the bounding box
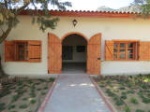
[15,41,28,61]
[76,46,86,52]
[105,40,138,61]
[114,42,137,60]
[5,40,42,62]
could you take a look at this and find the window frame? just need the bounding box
[113,40,138,61]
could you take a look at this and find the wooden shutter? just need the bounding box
[5,41,15,62]
[139,42,150,60]
[28,40,42,62]
[87,33,101,75]
[48,33,62,74]
[105,40,114,60]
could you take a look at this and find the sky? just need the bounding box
[64,0,134,10]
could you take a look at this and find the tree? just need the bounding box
[0,0,71,77]
[133,0,150,17]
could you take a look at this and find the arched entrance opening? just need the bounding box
[62,34,87,72]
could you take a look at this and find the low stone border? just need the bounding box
[89,76,117,112]
[37,75,60,112]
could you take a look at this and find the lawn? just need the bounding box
[94,75,150,112]
[0,77,55,112]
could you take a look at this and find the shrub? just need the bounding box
[49,78,55,82]
[11,94,20,102]
[0,103,5,111]
[135,109,145,112]
[130,97,138,104]
[30,99,36,104]
[124,106,130,112]
[115,99,124,106]
[8,104,16,110]
[19,104,28,109]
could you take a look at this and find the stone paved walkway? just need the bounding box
[41,71,111,112]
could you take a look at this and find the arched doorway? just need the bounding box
[48,33,101,75]
[62,34,87,72]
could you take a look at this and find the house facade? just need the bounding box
[1,10,150,76]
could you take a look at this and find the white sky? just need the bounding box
[64,0,134,10]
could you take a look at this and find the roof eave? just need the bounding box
[19,10,139,18]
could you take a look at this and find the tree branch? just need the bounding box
[0,26,12,43]
[0,27,4,33]
[15,3,30,15]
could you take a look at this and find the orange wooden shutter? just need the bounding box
[48,33,62,74]
[5,41,15,62]
[105,40,114,60]
[28,40,42,62]
[139,42,150,60]
[87,33,101,75]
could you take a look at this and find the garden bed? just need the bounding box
[0,77,55,112]
[94,75,150,112]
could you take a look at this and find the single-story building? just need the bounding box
[1,10,150,76]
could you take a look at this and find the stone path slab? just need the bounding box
[42,72,111,112]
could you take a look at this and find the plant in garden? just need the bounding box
[105,89,116,97]
[130,97,138,104]
[11,94,20,102]
[30,99,36,104]
[124,106,131,112]
[49,77,55,82]
[22,97,28,101]
[114,97,124,106]
[19,104,28,109]
[136,109,145,112]
[8,104,16,110]
[41,92,47,95]
[0,103,5,111]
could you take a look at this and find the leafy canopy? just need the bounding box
[133,0,150,16]
[0,0,71,43]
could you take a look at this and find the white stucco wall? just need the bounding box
[2,15,150,76]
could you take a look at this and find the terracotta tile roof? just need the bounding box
[20,10,140,18]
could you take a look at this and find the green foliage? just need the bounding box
[142,97,150,103]
[130,97,138,104]
[0,103,5,111]
[49,77,55,82]
[22,97,28,101]
[124,106,131,112]
[105,89,116,97]
[0,88,11,98]
[41,92,47,95]
[8,104,16,110]
[136,109,145,112]
[19,104,28,109]
[30,99,36,104]
[11,94,20,102]
[121,95,127,100]
[0,0,72,43]
[115,98,124,106]
[133,0,150,17]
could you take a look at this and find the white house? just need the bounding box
[1,10,150,76]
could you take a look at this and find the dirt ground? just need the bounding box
[0,78,55,112]
[94,75,150,112]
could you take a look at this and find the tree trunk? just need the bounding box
[0,54,6,78]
